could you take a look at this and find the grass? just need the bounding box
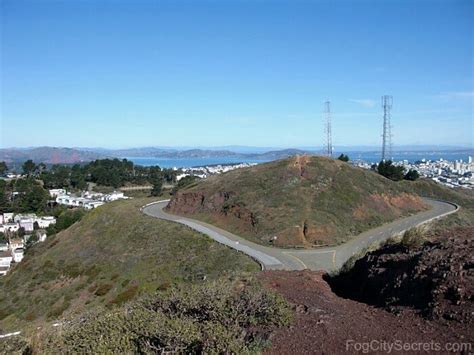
[169,156,429,247]
[0,197,259,333]
[332,181,474,275]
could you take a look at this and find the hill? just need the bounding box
[0,147,106,164]
[0,198,258,332]
[166,156,428,247]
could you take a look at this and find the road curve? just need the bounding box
[142,198,458,272]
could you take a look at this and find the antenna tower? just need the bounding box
[324,101,332,157]
[381,95,393,161]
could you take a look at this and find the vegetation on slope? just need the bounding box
[0,198,258,332]
[167,156,428,247]
[22,278,292,353]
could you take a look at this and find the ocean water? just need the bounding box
[126,157,271,168]
[127,151,472,168]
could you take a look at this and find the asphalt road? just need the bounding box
[142,198,458,272]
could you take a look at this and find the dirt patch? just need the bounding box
[327,227,474,325]
[260,270,473,354]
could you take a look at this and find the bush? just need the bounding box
[404,169,420,181]
[337,154,349,162]
[377,160,404,181]
[0,336,29,354]
[33,279,292,353]
[401,227,426,249]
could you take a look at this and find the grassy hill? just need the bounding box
[0,198,258,332]
[166,156,428,247]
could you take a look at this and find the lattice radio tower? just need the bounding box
[381,95,393,161]
[324,101,333,157]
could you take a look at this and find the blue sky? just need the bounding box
[1,0,472,149]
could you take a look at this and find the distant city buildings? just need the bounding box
[54,190,127,209]
[175,162,258,181]
[351,156,474,189]
[0,212,56,275]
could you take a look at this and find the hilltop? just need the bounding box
[0,198,258,332]
[0,147,106,164]
[166,156,428,247]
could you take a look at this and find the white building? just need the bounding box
[37,216,56,229]
[12,248,24,263]
[9,238,24,251]
[14,214,36,223]
[4,223,20,233]
[104,191,125,202]
[36,230,47,242]
[0,251,13,275]
[0,242,8,252]
[49,188,67,197]
[57,194,107,209]
[3,213,14,223]
[84,201,105,209]
[19,218,34,232]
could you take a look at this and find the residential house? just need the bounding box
[0,242,8,252]
[9,238,24,251]
[84,201,105,209]
[36,229,47,242]
[104,191,125,202]
[3,213,14,223]
[49,188,66,197]
[4,223,20,233]
[37,216,56,229]
[19,218,34,232]
[0,251,12,275]
[12,248,24,263]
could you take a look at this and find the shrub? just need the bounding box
[0,336,29,354]
[94,283,113,296]
[33,278,292,353]
[401,227,426,249]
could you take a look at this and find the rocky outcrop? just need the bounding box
[327,227,474,325]
[166,191,259,231]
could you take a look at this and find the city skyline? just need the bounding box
[1,0,473,149]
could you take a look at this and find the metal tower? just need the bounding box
[381,95,393,161]
[324,101,333,157]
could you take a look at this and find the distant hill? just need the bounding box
[0,147,106,164]
[166,156,428,247]
[0,198,257,331]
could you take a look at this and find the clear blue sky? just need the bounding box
[1,0,472,149]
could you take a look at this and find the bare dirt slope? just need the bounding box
[260,270,472,354]
[167,156,427,248]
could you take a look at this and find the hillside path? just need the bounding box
[142,198,458,272]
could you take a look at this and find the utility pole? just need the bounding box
[381,95,393,161]
[324,101,332,158]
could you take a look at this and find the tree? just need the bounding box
[172,175,200,195]
[150,178,163,197]
[22,160,37,176]
[0,161,8,176]
[0,180,10,213]
[377,160,404,181]
[337,154,349,162]
[404,169,420,181]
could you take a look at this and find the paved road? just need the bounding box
[142,199,458,272]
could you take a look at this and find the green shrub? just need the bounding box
[34,278,292,353]
[0,336,29,354]
[94,283,113,296]
[401,227,426,249]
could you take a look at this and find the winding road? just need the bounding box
[142,199,458,272]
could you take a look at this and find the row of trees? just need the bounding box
[0,178,50,214]
[15,159,180,190]
[375,160,420,181]
[336,154,419,182]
